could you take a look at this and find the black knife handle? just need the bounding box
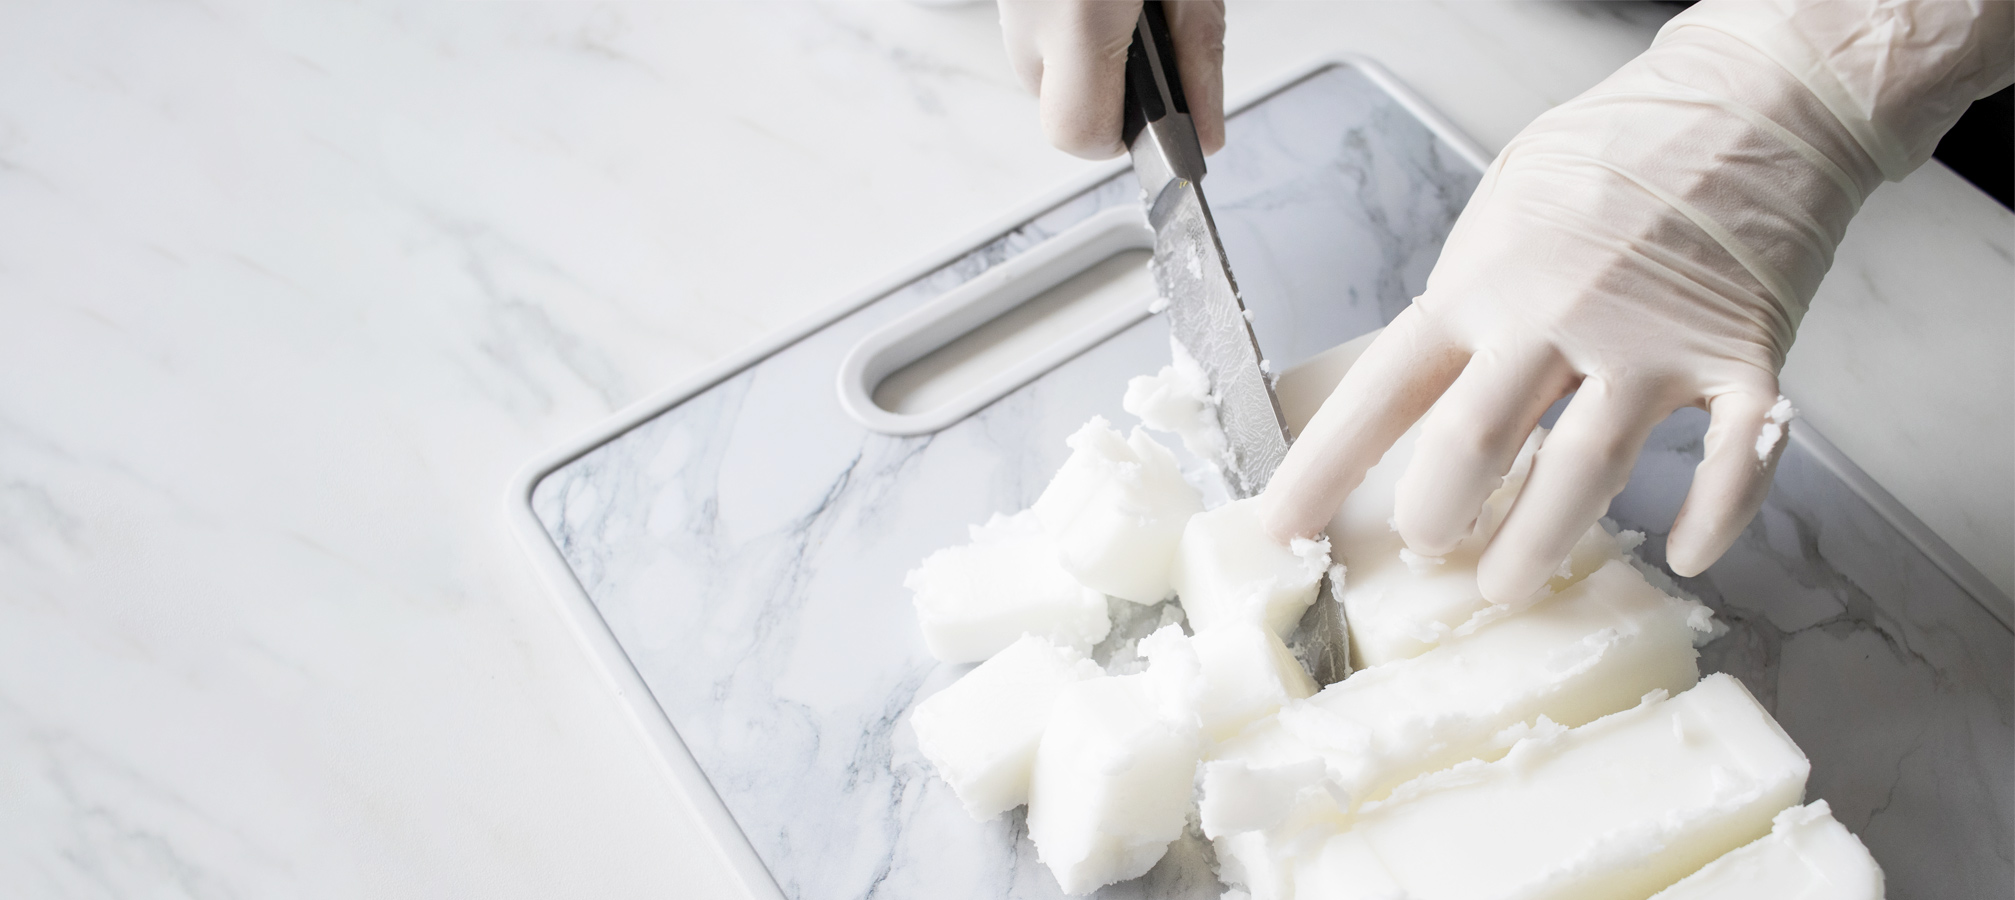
[1122,1,1190,147]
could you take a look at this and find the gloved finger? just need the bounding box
[1164,0,1226,155]
[1394,343,1577,556]
[1260,305,1469,542]
[1665,389,1789,577]
[1033,1,1141,159]
[1477,379,1665,604]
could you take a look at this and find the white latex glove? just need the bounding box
[1262,0,2013,604]
[998,0,1226,159]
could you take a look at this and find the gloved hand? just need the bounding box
[998,0,1226,159]
[1261,0,2013,603]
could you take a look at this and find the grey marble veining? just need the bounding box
[530,64,2011,900]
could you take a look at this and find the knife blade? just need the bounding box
[1122,1,1350,684]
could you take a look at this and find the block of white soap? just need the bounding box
[1122,339,1227,463]
[1027,626,1204,894]
[1294,674,1810,900]
[906,509,1111,663]
[1191,623,1318,743]
[911,635,1105,821]
[1033,417,1203,604]
[1649,800,1883,900]
[1201,558,1709,842]
[1172,497,1331,637]
[1332,427,1625,667]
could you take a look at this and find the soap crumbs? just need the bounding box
[1398,547,1446,575]
[1753,395,1797,462]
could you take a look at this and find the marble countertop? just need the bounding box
[2,2,2007,896]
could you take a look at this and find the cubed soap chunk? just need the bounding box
[906,509,1112,663]
[1027,630,1204,894]
[911,635,1105,820]
[1332,427,1625,667]
[1294,674,1810,900]
[1172,498,1331,637]
[1192,623,1318,743]
[1649,800,1883,900]
[1033,417,1203,604]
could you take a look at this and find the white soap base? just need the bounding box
[1173,497,1331,638]
[1202,559,1710,839]
[1294,675,1810,900]
[1124,337,1230,465]
[1648,800,1883,900]
[906,349,1882,900]
[1034,416,1204,604]
[907,509,1112,663]
[1027,626,1205,894]
[910,635,1105,820]
[1191,623,1319,742]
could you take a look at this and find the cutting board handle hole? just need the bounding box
[838,208,1157,435]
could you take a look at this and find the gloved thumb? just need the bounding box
[1164,0,1226,155]
[1000,0,1140,159]
[1000,1,1226,159]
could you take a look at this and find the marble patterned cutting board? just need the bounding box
[516,61,2012,900]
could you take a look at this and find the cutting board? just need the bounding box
[508,60,2012,900]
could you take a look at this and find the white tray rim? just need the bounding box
[500,53,2011,900]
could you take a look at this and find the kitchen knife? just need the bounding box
[1123,1,1351,684]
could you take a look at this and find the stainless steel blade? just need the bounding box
[1143,184,1287,499]
[1124,2,1348,683]
[1140,181,1352,685]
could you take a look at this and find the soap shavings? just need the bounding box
[1554,554,1577,581]
[1397,547,1445,575]
[1124,338,1232,468]
[1289,535,1333,571]
[1754,395,1797,462]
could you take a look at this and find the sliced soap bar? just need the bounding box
[1295,674,1810,900]
[1033,417,1203,604]
[906,509,1111,663]
[1172,497,1331,637]
[1652,801,1886,897]
[911,635,1104,820]
[1202,558,1709,834]
[1027,626,1204,894]
[1332,426,1625,667]
[1649,800,1884,900]
[1202,559,1712,900]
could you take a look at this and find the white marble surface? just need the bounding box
[0,1,2007,897]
